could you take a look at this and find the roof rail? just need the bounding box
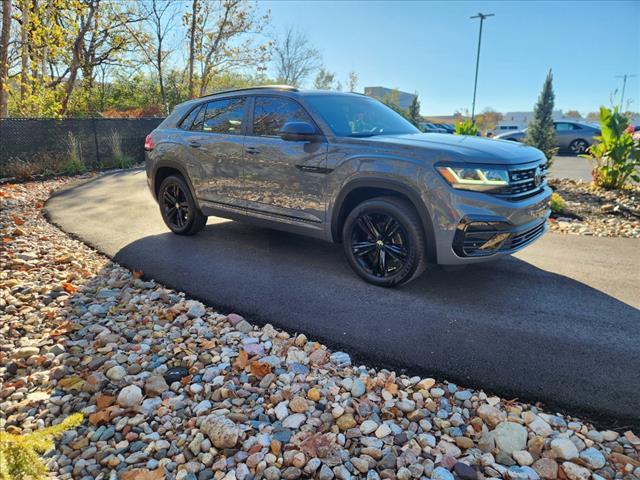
[198,85,298,99]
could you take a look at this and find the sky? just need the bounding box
[260,0,640,116]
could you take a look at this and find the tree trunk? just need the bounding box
[20,0,30,109]
[187,0,197,99]
[0,0,12,117]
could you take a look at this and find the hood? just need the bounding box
[362,133,543,165]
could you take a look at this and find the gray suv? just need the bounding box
[145,86,551,286]
[494,121,601,154]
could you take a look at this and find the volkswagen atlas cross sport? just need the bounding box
[145,85,551,287]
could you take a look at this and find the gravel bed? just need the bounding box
[1,177,640,480]
[548,179,640,238]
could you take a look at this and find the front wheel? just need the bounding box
[158,175,207,235]
[342,197,427,287]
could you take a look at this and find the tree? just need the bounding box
[191,0,271,96]
[186,0,198,98]
[408,94,421,127]
[117,0,178,114]
[346,70,358,92]
[525,70,558,164]
[564,110,582,119]
[0,0,11,117]
[313,68,337,90]
[273,27,321,87]
[475,107,503,133]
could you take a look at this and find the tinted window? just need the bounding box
[202,98,246,134]
[253,96,314,137]
[180,105,202,130]
[555,122,575,132]
[305,94,419,137]
[190,105,205,131]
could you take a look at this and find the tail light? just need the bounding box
[144,134,154,151]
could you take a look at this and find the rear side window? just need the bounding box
[252,96,314,137]
[180,105,203,130]
[202,97,246,134]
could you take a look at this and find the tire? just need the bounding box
[158,175,207,235]
[341,196,427,287]
[569,139,589,155]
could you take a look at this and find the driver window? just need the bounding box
[253,96,314,137]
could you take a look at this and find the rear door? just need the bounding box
[193,97,248,207]
[554,122,575,149]
[241,95,328,223]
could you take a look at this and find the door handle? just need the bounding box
[188,141,201,148]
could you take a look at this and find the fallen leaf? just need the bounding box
[11,215,25,225]
[49,320,76,337]
[249,361,271,378]
[62,282,77,294]
[132,270,143,279]
[298,432,335,458]
[120,468,165,480]
[234,350,249,371]
[88,410,110,426]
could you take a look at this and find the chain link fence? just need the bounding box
[0,117,164,179]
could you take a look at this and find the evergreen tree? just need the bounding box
[525,70,558,164]
[408,95,421,127]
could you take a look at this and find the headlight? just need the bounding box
[437,165,509,192]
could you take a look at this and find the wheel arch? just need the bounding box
[152,160,197,201]
[331,178,437,263]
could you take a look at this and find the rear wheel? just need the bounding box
[158,175,207,235]
[569,139,589,154]
[342,196,427,287]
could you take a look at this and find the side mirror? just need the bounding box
[279,121,319,142]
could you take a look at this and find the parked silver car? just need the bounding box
[494,121,601,154]
[145,86,551,286]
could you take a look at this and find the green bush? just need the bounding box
[454,119,478,136]
[550,192,565,214]
[0,413,83,480]
[581,107,640,189]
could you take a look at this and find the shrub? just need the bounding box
[61,132,86,175]
[0,413,83,480]
[454,119,478,136]
[581,106,640,189]
[1,153,66,181]
[550,192,565,214]
[525,70,558,164]
[106,129,134,169]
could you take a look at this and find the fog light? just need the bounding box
[479,232,510,251]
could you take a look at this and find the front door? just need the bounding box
[242,95,328,223]
[193,97,247,207]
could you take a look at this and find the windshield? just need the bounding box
[304,94,419,137]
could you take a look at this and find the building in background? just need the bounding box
[496,110,565,132]
[364,87,416,111]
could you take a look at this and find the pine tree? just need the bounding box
[525,70,558,164]
[408,95,421,127]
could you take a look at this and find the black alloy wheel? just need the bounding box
[342,196,427,287]
[570,139,589,155]
[158,175,207,235]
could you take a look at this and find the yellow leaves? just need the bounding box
[56,376,84,391]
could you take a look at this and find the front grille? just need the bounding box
[502,220,546,250]
[496,162,547,200]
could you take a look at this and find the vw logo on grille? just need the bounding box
[534,167,543,187]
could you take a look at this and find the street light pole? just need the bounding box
[615,74,637,111]
[470,12,494,123]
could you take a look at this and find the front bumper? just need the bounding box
[431,184,552,265]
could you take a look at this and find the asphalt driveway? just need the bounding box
[46,169,640,426]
